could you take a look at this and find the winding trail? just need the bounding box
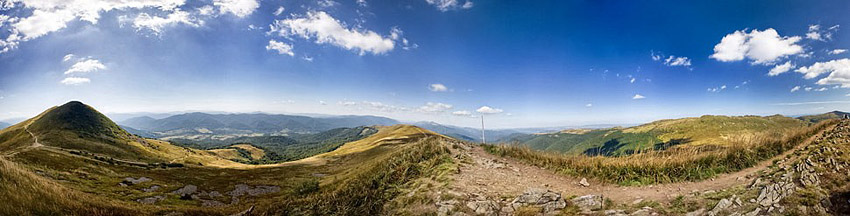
[24,125,43,148]
[448,124,834,204]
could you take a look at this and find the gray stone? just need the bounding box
[708,198,732,216]
[580,178,590,187]
[571,195,602,212]
[466,200,499,215]
[136,195,165,204]
[172,185,198,197]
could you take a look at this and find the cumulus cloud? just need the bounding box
[214,0,260,18]
[795,58,850,87]
[475,106,503,114]
[585,103,592,107]
[632,94,645,100]
[0,0,186,53]
[710,28,803,65]
[768,61,794,76]
[130,10,202,34]
[60,77,91,85]
[65,59,106,74]
[426,0,474,11]
[418,102,452,113]
[830,49,847,55]
[791,86,801,92]
[269,11,397,55]
[428,83,448,92]
[266,40,294,56]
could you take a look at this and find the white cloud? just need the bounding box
[790,86,801,92]
[806,24,839,41]
[830,49,847,55]
[131,10,201,34]
[266,40,294,56]
[60,77,91,85]
[585,103,592,107]
[197,5,215,16]
[814,87,828,92]
[632,94,645,99]
[269,11,396,55]
[62,54,75,62]
[476,106,503,114]
[302,56,314,62]
[0,0,186,53]
[64,59,106,74]
[462,1,474,9]
[428,83,448,92]
[651,52,691,67]
[418,102,452,113]
[319,100,327,105]
[213,0,259,18]
[710,28,803,65]
[273,6,285,16]
[795,58,850,87]
[426,0,474,11]
[664,55,691,66]
[707,85,727,93]
[357,0,368,7]
[767,61,794,76]
[452,110,472,116]
[630,77,636,83]
[317,0,339,7]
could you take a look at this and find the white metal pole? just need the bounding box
[481,115,486,144]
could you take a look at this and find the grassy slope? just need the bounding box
[486,119,837,185]
[1,112,451,215]
[509,115,807,156]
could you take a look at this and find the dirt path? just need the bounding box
[24,126,43,148]
[449,124,834,204]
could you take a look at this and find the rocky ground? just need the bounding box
[427,120,850,215]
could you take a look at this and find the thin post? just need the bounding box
[481,115,486,144]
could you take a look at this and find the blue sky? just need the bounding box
[1,0,850,128]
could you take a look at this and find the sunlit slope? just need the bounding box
[506,115,808,156]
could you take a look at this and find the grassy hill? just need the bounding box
[797,111,850,123]
[0,101,455,215]
[503,115,808,156]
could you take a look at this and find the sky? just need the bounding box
[1,0,850,128]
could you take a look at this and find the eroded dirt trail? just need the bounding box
[448,124,834,205]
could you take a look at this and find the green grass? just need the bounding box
[485,119,836,185]
[504,115,808,156]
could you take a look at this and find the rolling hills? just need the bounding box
[500,114,809,156]
[0,101,455,215]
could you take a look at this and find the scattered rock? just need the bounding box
[141,185,160,192]
[230,206,254,216]
[604,209,627,216]
[743,208,760,216]
[630,207,654,216]
[136,195,165,204]
[708,198,732,216]
[579,178,590,187]
[172,185,198,198]
[466,200,499,215]
[510,188,567,214]
[571,195,602,213]
[119,177,152,186]
[436,200,459,216]
[685,208,705,216]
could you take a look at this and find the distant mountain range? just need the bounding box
[797,111,850,123]
[0,122,9,130]
[119,112,399,138]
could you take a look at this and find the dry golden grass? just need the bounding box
[230,144,265,159]
[487,119,838,185]
[0,156,140,215]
